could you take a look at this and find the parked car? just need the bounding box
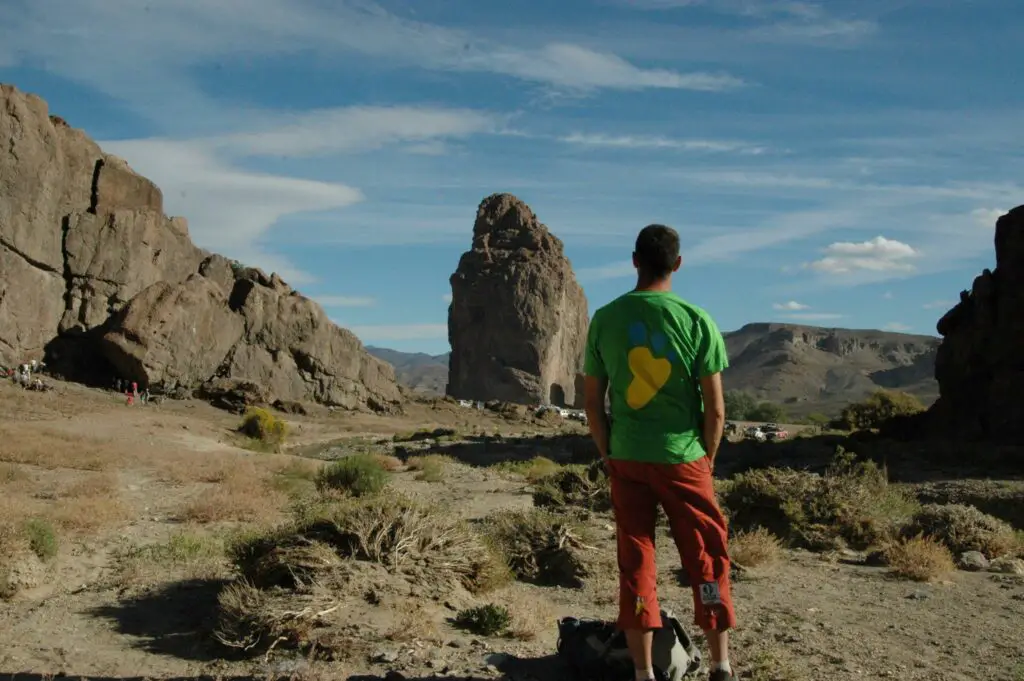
[761,424,789,441]
[744,426,767,442]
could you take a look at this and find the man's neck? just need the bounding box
[634,275,672,292]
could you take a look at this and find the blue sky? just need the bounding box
[2,0,1020,354]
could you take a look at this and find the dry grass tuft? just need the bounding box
[372,454,404,472]
[883,535,956,582]
[531,460,610,512]
[729,528,784,568]
[903,503,1019,559]
[481,508,590,588]
[493,456,561,483]
[406,454,454,482]
[0,425,121,471]
[182,464,287,525]
[117,529,227,587]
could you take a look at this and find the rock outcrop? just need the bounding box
[930,205,1024,442]
[447,193,588,406]
[0,83,401,411]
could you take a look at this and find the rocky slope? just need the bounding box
[366,346,448,395]
[378,323,939,414]
[929,205,1024,442]
[447,193,589,407]
[0,83,401,411]
[722,323,938,414]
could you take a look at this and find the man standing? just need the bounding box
[583,224,736,681]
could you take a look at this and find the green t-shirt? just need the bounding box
[583,290,729,464]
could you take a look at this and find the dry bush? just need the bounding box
[883,535,956,582]
[406,454,452,482]
[903,503,1019,559]
[383,601,442,643]
[729,528,783,568]
[481,508,591,588]
[238,407,289,452]
[216,494,510,654]
[372,454,404,472]
[532,460,611,512]
[182,464,287,525]
[493,456,561,483]
[504,593,556,641]
[722,447,918,551]
[52,495,130,534]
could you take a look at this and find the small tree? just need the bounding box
[747,401,787,423]
[724,390,757,420]
[838,390,924,431]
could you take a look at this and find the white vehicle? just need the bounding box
[744,426,767,442]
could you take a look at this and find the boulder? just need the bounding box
[447,193,589,407]
[929,205,1024,443]
[0,83,402,411]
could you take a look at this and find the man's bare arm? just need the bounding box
[699,372,726,469]
[583,375,611,461]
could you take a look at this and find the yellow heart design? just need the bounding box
[626,346,672,409]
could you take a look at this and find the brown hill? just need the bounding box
[374,323,939,416]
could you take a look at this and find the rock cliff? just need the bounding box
[930,205,1024,442]
[0,83,402,411]
[447,193,588,406]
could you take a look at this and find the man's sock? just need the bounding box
[635,668,655,680]
[711,660,732,674]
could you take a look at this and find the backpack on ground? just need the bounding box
[556,609,703,681]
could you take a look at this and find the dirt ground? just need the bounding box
[0,379,1022,681]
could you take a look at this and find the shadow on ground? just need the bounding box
[87,578,231,662]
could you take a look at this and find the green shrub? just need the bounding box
[22,518,58,562]
[315,454,389,497]
[493,456,561,482]
[837,390,924,431]
[747,401,787,423]
[453,604,512,636]
[724,390,757,420]
[238,407,288,449]
[406,454,451,482]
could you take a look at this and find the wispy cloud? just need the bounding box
[210,106,501,158]
[101,139,363,284]
[560,133,766,154]
[442,293,453,303]
[882,291,893,299]
[773,300,809,310]
[922,300,955,310]
[348,324,449,341]
[804,236,918,275]
[316,296,376,308]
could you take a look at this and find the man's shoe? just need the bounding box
[708,668,736,681]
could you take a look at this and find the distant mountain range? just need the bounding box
[367,323,941,416]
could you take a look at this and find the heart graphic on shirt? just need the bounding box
[625,322,675,410]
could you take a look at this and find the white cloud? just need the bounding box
[211,106,500,158]
[442,293,453,303]
[773,300,809,310]
[348,324,449,341]
[101,139,363,284]
[922,300,955,310]
[970,207,1006,228]
[316,296,376,308]
[883,322,912,332]
[805,236,918,275]
[882,291,893,299]
[779,312,844,321]
[561,133,765,154]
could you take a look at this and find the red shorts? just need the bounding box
[607,456,737,633]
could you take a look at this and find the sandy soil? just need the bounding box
[0,379,1021,681]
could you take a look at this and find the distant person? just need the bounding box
[582,224,737,681]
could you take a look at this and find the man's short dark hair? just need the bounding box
[634,224,680,278]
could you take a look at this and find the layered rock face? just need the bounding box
[447,193,589,406]
[930,205,1024,442]
[0,84,401,411]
